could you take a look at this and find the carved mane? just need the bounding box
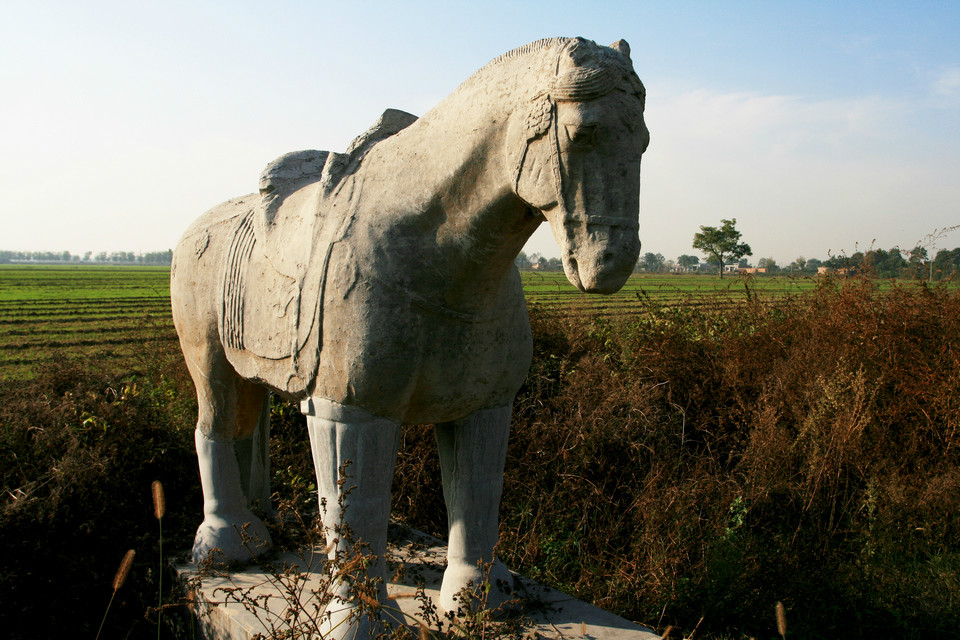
[457,37,643,105]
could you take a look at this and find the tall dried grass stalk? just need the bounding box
[151,480,165,520]
[97,549,136,640]
[152,480,165,639]
[113,549,135,591]
[358,592,380,608]
[776,601,787,637]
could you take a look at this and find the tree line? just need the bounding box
[516,219,960,280]
[0,250,173,265]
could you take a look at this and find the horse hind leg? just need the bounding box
[188,347,273,564]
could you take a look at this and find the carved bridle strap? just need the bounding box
[567,213,640,230]
[513,43,640,231]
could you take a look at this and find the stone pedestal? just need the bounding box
[178,525,659,640]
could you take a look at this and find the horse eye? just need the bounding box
[564,123,598,147]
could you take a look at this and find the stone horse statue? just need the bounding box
[171,36,648,638]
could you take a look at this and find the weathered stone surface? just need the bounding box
[178,526,661,640]
[171,36,649,640]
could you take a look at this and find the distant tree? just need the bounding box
[805,258,822,273]
[758,257,778,273]
[678,254,699,270]
[692,218,752,279]
[824,251,864,272]
[514,251,531,270]
[907,246,928,279]
[526,252,546,270]
[933,248,960,279]
[823,255,842,270]
[641,252,665,272]
[917,226,960,279]
[862,248,906,278]
[143,250,173,265]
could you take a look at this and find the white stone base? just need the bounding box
[178,525,659,640]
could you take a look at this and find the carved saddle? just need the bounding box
[218,109,418,394]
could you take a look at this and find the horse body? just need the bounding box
[172,36,648,638]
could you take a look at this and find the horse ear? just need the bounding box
[609,39,631,60]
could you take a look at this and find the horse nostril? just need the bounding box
[603,252,615,263]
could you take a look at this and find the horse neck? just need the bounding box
[358,57,550,309]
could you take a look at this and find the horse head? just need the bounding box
[511,38,649,293]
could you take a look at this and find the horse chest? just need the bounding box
[315,276,532,424]
[407,312,533,422]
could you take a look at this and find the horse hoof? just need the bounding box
[319,598,405,640]
[191,512,272,565]
[439,559,515,614]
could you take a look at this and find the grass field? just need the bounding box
[0,264,832,379]
[521,270,822,317]
[0,266,175,379]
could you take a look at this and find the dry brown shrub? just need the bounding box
[0,341,198,639]
[393,277,960,639]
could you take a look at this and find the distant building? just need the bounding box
[817,266,856,276]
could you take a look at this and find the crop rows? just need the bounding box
[0,266,825,379]
[518,271,816,319]
[0,266,175,378]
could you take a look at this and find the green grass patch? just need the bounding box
[0,264,170,301]
[0,266,174,379]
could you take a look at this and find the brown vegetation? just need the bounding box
[1,276,958,638]
[394,277,960,639]
[0,348,198,638]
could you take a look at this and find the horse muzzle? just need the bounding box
[559,221,640,294]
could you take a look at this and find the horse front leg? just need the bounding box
[435,405,515,613]
[303,397,402,640]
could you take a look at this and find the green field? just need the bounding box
[0,265,175,379]
[521,270,821,316]
[0,264,905,379]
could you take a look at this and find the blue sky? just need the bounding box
[2,1,958,264]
